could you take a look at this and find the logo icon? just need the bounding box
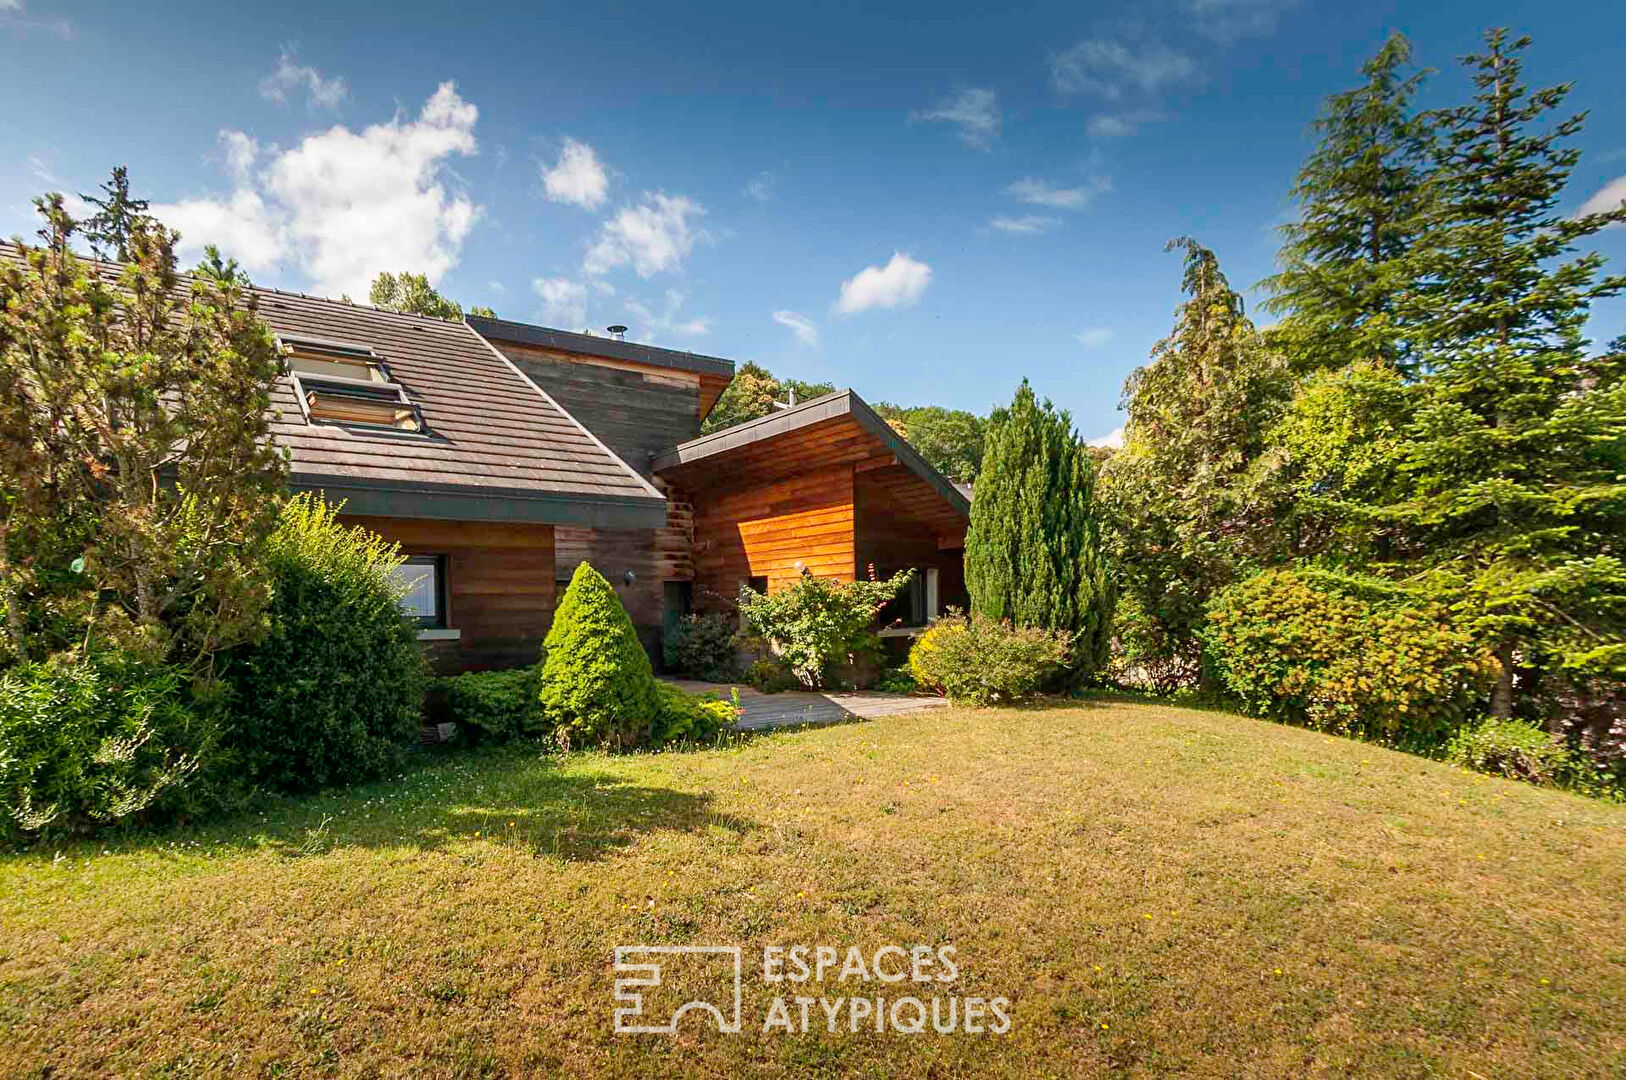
[613,945,743,1034]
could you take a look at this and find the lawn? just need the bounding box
[2,699,1623,1078]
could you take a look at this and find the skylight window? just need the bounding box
[278,334,390,383]
[279,335,427,434]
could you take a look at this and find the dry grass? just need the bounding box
[2,698,1624,1078]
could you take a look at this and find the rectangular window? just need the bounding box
[746,575,768,596]
[304,381,423,431]
[279,335,390,383]
[390,556,445,628]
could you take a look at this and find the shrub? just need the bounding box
[652,682,737,744]
[908,613,1071,706]
[439,666,543,743]
[219,495,428,793]
[873,666,918,694]
[0,654,212,837]
[1445,717,1579,786]
[539,563,659,748]
[737,571,913,689]
[663,612,738,680]
[1202,568,1492,749]
[746,657,800,694]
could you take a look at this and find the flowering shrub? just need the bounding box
[736,571,913,689]
[1202,568,1492,748]
[908,613,1071,706]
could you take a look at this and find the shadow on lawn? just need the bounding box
[11,747,757,865]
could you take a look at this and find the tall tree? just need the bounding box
[1100,239,1291,688]
[1264,34,1435,375]
[368,270,464,320]
[78,166,150,262]
[963,380,1113,674]
[0,194,287,670]
[871,403,987,483]
[1367,30,1626,717]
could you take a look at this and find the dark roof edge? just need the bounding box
[468,314,736,380]
[652,389,971,519]
[289,475,666,530]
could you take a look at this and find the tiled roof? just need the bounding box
[0,243,666,527]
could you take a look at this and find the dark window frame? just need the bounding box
[397,554,448,629]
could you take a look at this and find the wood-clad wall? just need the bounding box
[340,515,555,673]
[687,465,856,606]
[492,341,703,477]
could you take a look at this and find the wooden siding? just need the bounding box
[491,340,704,478]
[687,465,856,606]
[340,515,555,673]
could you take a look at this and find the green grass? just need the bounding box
[3,700,1624,1078]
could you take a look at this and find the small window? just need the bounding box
[279,334,390,383]
[746,575,768,596]
[391,556,445,628]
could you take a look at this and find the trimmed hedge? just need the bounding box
[439,665,543,742]
[538,563,659,748]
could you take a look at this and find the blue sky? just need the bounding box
[3,0,1624,444]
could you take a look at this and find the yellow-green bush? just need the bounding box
[908,613,1071,706]
[651,682,736,743]
[1202,569,1492,748]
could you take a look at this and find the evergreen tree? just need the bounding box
[1374,30,1626,716]
[1264,34,1435,375]
[78,166,150,262]
[1100,239,1291,687]
[963,380,1113,674]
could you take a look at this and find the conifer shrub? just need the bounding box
[538,563,659,748]
[438,665,543,743]
[1445,718,1583,788]
[1202,568,1492,749]
[908,612,1071,706]
[219,495,428,792]
[651,682,737,744]
[0,653,211,838]
[662,612,738,680]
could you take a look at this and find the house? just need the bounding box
[7,240,971,672]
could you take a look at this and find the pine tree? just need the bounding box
[963,380,1113,674]
[1376,30,1626,716]
[1264,34,1435,374]
[79,166,150,262]
[1100,239,1292,687]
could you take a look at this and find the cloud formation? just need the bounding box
[910,88,1001,149]
[990,215,1061,235]
[153,82,481,298]
[259,48,348,110]
[1578,175,1626,221]
[583,193,705,278]
[1050,39,1198,99]
[745,171,777,201]
[533,277,589,329]
[772,309,819,346]
[834,252,931,315]
[1087,426,1124,449]
[1075,327,1114,348]
[1005,176,1109,209]
[541,138,609,210]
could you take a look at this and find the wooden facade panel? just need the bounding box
[688,465,856,605]
[340,515,556,672]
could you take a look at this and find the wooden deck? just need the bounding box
[663,679,949,731]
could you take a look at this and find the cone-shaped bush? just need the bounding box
[538,562,658,747]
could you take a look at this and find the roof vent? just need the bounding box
[606,324,627,341]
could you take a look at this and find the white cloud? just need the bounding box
[624,288,713,341]
[745,171,777,201]
[541,137,609,211]
[1075,327,1113,348]
[1086,111,1166,137]
[773,309,819,346]
[259,48,348,110]
[1087,426,1124,449]
[990,215,1061,235]
[910,88,1001,150]
[1005,176,1109,209]
[584,192,705,278]
[1050,39,1198,99]
[152,82,482,298]
[0,1,23,10]
[1578,176,1626,221]
[1184,0,1297,42]
[834,252,931,316]
[532,277,589,329]
[487,280,507,294]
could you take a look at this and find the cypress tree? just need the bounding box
[963,380,1113,673]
